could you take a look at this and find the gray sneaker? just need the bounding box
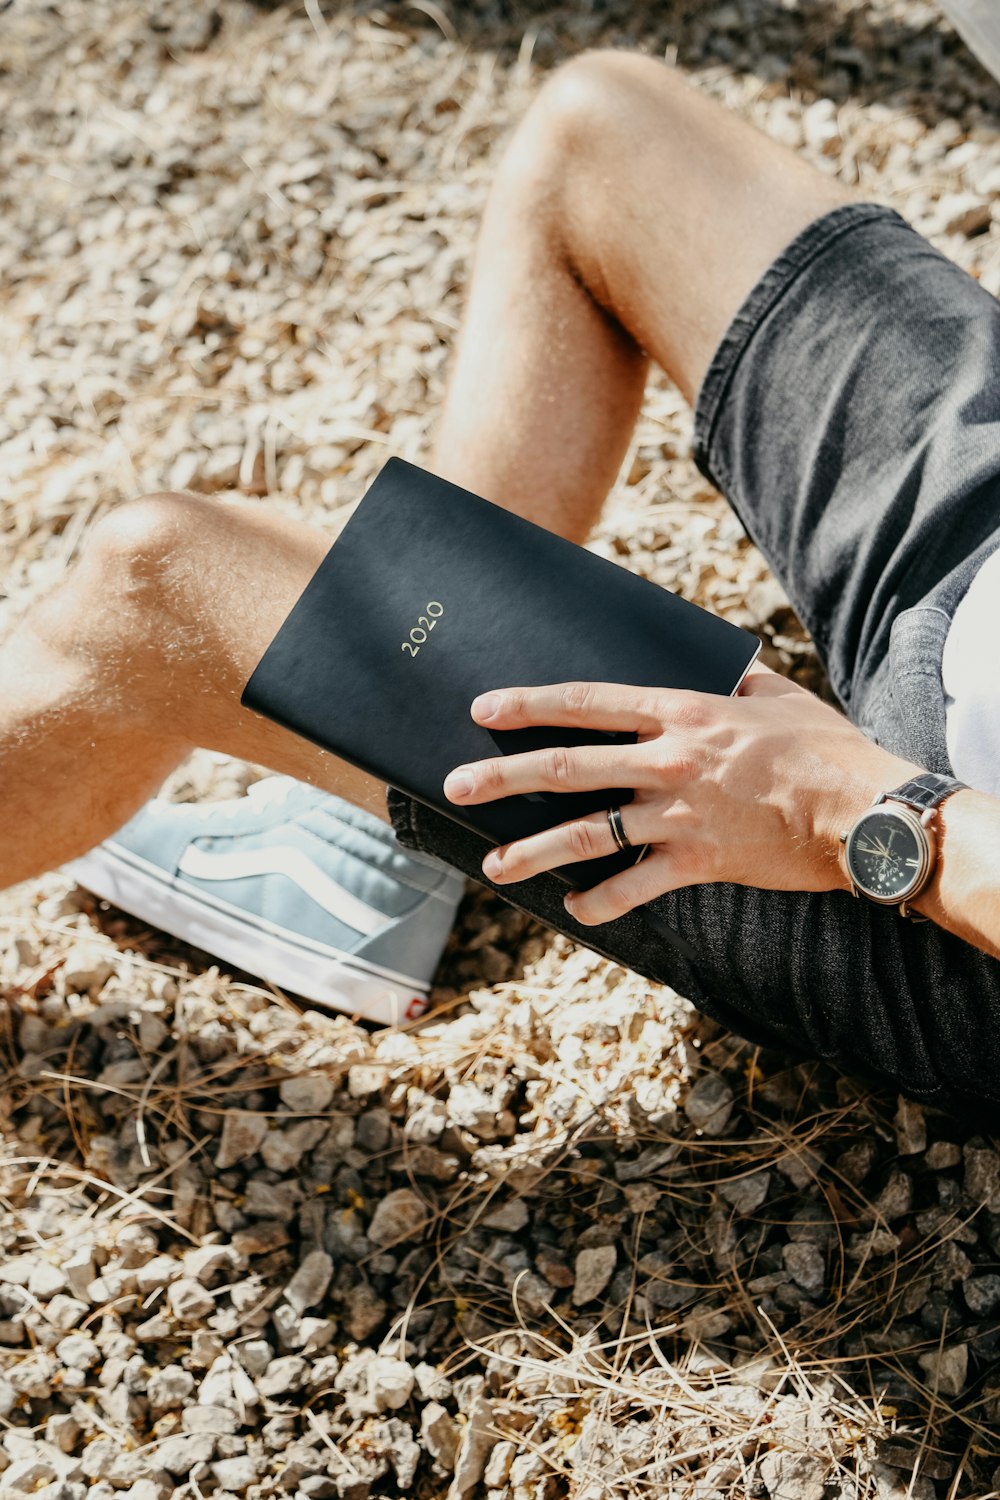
[65,778,465,1025]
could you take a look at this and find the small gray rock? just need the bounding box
[260,1119,327,1173]
[481,1199,528,1232]
[719,1171,771,1215]
[965,1142,1000,1211]
[836,1141,876,1183]
[167,1278,215,1321]
[198,1356,235,1409]
[215,1110,268,1171]
[367,1189,428,1248]
[373,1416,421,1487]
[7,1351,54,1399]
[963,1274,1000,1316]
[182,1406,238,1436]
[894,1096,927,1155]
[134,1256,181,1294]
[119,1483,164,1500]
[510,1453,546,1486]
[61,1250,97,1303]
[237,1341,273,1379]
[483,1441,515,1488]
[356,1108,392,1153]
[449,1393,494,1498]
[210,1457,258,1493]
[682,1304,733,1341]
[18,1016,49,1055]
[683,1073,733,1136]
[573,1245,616,1307]
[366,1357,414,1413]
[272,1303,302,1350]
[146,1365,195,1412]
[44,1418,79,1457]
[925,1140,962,1171]
[783,1241,825,1297]
[155,1434,216,1479]
[934,1240,973,1288]
[615,1143,680,1183]
[404,1145,460,1182]
[114,1225,158,1271]
[190,1331,225,1368]
[292,1316,335,1354]
[0,1254,44,1290]
[106,1452,165,1489]
[256,1356,309,1397]
[181,1246,235,1286]
[917,1343,968,1398]
[307,1354,341,1390]
[138,1014,169,1051]
[874,1171,913,1222]
[35,1484,87,1500]
[871,1460,935,1500]
[1,1458,57,1493]
[758,1449,827,1500]
[284,1251,333,1315]
[55,1336,100,1371]
[44,1296,88,1332]
[421,1402,458,1471]
[508,1268,552,1319]
[28,1264,67,1300]
[413,1362,452,1403]
[622,1182,659,1214]
[80,1442,116,1482]
[279,1075,335,1113]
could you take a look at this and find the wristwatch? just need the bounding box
[840,772,969,918]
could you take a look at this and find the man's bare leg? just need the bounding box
[0,494,389,889]
[1,51,850,892]
[431,51,850,528]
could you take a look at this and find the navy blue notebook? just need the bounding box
[241,458,760,891]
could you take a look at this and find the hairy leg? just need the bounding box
[431,50,851,535]
[0,492,389,890]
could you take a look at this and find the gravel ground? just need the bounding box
[4,1,1000,1496]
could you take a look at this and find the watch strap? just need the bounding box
[884,772,969,813]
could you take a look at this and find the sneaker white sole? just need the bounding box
[65,842,432,1027]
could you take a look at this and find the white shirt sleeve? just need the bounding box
[942,546,1000,796]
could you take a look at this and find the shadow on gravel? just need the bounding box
[238,0,1000,123]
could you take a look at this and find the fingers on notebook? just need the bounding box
[470,682,671,733]
[482,812,621,883]
[443,741,645,802]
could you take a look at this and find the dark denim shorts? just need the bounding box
[389,202,1000,1127]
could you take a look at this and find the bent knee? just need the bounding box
[86,492,213,597]
[497,50,686,229]
[519,51,680,168]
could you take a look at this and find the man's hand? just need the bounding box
[442,666,923,925]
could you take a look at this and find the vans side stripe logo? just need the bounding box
[177,845,388,936]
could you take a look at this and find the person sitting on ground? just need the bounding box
[4,52,1000,1121]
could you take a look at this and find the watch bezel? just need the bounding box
[843,803,934,907]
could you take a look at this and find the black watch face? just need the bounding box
[846,808,927,902]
